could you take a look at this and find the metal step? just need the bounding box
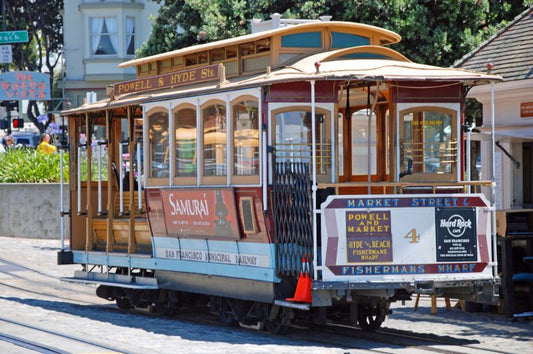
[60,271,159,289]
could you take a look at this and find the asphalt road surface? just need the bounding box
[0,237,531,353]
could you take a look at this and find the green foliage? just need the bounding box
[5,0,64,129]
[141,0,532,67]
[0,149,69,183]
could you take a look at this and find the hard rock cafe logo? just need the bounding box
[439,214,472,237]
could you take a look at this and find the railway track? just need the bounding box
[0,316,127,353]
[1,251,529,353]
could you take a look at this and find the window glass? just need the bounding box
[203,103,227,177]
[126,17,135,55]
[79,125,108,182]
[281,32,322,48]
[148,111,169,178]
[175,108,197,177]
[90,17,118,55]
[351,109,376,175]
[275,110,327,174]
[331,32,369,48]
[400,110,454,176]
[233,100,259,176]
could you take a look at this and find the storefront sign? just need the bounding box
[160,188,240,239]
[0,71,50,100]
[521,101,533,118]
[114,64,220,96]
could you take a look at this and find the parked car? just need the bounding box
[7,132,40,148]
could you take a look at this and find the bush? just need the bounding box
[0,148,69,183]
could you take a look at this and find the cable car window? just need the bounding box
[148,111,169,178]
[275,109,328,174]
[400,109,455,178]
[79,124,108,182]
[351,109,376,176]
[233,100,259,177]
[174,108,197,177]
[203,103,227,177]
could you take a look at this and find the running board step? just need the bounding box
[60,271,159,289]
[274,299,310,310]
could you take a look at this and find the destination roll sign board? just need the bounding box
[320,194,493,282]
[113,64,220,96]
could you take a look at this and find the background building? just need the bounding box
[455,6,533,210]
[455,5,533,317]
[61,0,161,108]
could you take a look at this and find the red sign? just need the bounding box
[521,101,533,118]
[160,189,240,239]
[114,64,220,96]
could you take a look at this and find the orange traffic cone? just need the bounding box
[286,258,312,303]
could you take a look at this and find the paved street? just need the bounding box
[0,236,531,353]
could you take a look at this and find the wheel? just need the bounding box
[216,298,238,326]
[116,297,132,310]
[357,303,387,331]
[263,307,291,335]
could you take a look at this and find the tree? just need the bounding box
[4,0,63,133]
[140,0,532,67]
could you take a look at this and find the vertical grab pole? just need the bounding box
[119,142,124,215]
[85,113,93,251]
[137,140,142,211]
[310,80,318,280]
[97,142,102,214]
[490,80,498,278]
[60,146,65,250]
[77,144,82,215]
[466,127,471,193]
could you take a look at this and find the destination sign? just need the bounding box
[113,64,220,96]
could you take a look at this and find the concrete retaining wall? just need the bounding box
[0,183,69,239]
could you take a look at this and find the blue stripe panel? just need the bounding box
[331,32,369,48]
[71,240,279,283]
[281,32,322,48]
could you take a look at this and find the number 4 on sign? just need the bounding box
[404,228,420,243]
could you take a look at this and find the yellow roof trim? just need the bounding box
[320,46,411,62]
[119,21,400,69]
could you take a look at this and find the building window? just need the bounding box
[90,17,118,55]
[126,17,136,55]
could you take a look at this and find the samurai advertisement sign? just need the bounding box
[320,194,492,282]
[160,189,240,239]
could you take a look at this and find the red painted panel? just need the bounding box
[146,189,167,236]
[159,188,241,239]
[266,81,337,102]
[392,81,463,103]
